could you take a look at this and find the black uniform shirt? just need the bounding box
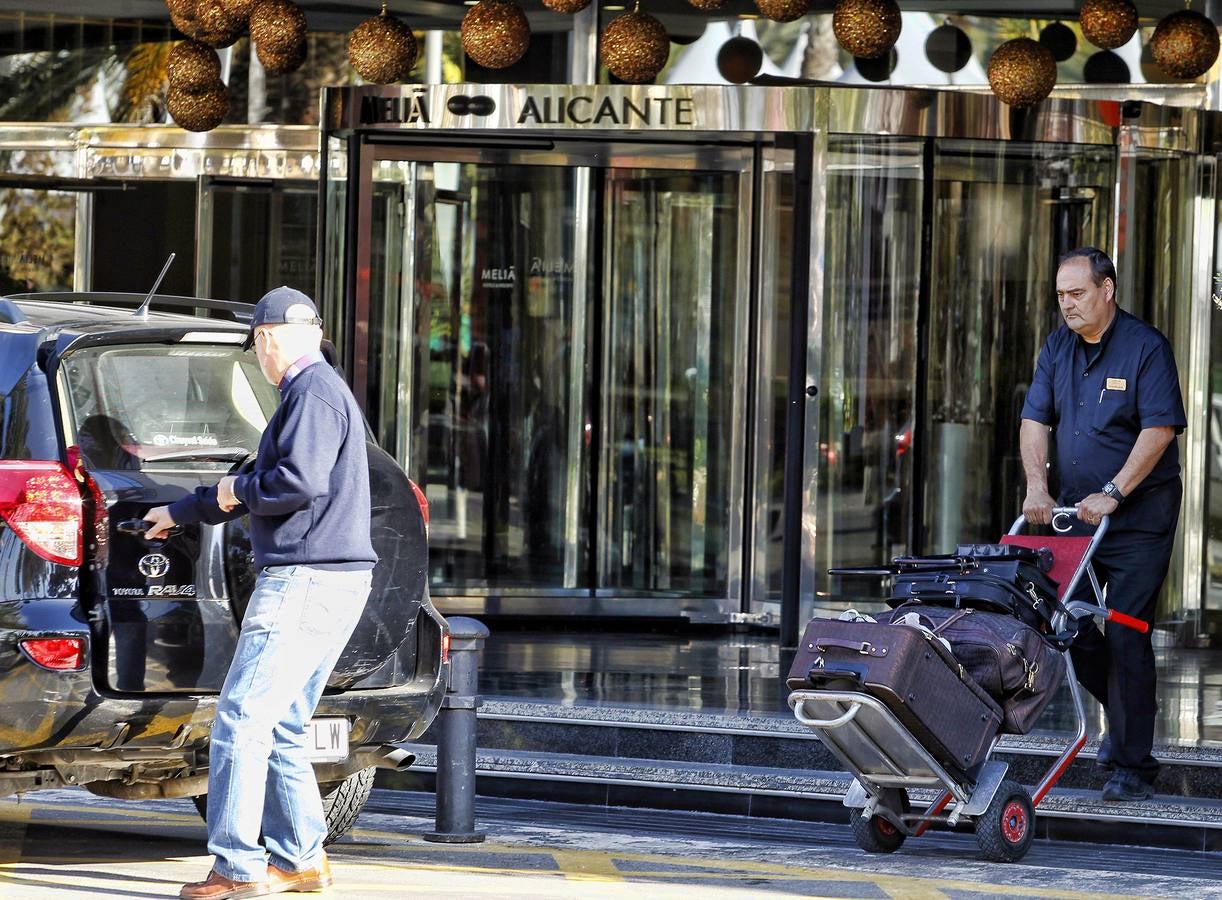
[1020,307,1186,503]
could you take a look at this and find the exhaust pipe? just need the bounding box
[355,744,415,772]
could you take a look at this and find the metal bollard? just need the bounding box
[423,616,489,843]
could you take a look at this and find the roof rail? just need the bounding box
[0,297,29,325]
[4,292,254,323]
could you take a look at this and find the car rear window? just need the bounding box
[59,344,280,471]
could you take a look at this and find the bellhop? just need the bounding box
[1021,248,1186,804]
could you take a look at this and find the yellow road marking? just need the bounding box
[0,802,1174,899]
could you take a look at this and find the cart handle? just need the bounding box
[1105,608,1150,633]
[791,698,861,730]
[1061,600,1150,633]
[1010,506,1110,536]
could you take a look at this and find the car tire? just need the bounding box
[190,766,375,846]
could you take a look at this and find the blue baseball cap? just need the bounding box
[243,286,322,350]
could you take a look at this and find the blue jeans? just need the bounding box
[207,564,371,882]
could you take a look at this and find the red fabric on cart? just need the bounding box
[999,534,1093,600]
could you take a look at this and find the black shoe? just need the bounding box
[1095,736,1114,773]
[1102,771,1152,802]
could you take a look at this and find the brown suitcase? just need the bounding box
[786,618,1003,776]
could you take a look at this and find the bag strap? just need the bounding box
[929,608,972,635]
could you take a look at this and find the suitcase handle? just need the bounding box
[805,662,867,687]
[814,639,889,657]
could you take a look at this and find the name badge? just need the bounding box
[1105,377,1126,391]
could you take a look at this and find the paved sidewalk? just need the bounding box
[0,789,1219,898]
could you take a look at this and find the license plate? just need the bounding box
[306,717,349,762]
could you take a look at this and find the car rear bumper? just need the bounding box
[0,599,449,760]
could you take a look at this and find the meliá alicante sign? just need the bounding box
[350,86,699,130]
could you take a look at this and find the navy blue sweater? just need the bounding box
[169,359,377,571]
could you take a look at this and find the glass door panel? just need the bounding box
[598,169,745,596]
[923,141,1115,550]
[1122,151,1198,625]
[202,179,317,301]
[807,138,923,614]
[384,159,593,592]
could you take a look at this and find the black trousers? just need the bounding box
[1066,479,1181,783]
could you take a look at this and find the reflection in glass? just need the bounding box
[810,138,923,611]
[1124,152,1195,622]
[392,162,590,590]
[924,141,1114,550]
[599,170,740,595]
[208,184,317,302]
[320,136,348,352]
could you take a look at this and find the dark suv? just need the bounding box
[0,292,447,841]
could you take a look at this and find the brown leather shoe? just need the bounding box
[267,854,333,893]
[179,869,271,899]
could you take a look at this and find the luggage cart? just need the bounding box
[788,508,1150,862]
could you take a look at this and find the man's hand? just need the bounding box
[1076,492,1118,527]
[144,506,176,540]
[217,476,240,512]
[1022,488,1056,525]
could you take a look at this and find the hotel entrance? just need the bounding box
[320,85,1213,648]
[324,126,771,620]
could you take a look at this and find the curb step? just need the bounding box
[376,699,1222,851]
[400,744,1222,826]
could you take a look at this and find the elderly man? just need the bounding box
[144,286,377,899]
[1020,247,1185,803]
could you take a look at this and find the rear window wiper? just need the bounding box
[142,447,252,463]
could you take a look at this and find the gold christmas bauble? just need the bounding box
[168,84,229,132]
[688,0,727,9]
[249,0,308,55]
[599,5,669,83]
[167,0,245,48]
[987,37,1057,108]
[755,0,807,24]
[349,9,418,83]
[542,0,592,13]
[220,0,258,22]
[257,35,306,74]
[1151,10,1221,80]
[1079,0,1138,51]
[833,0,901,59]
[167,39,222,92]
[461,0,530,70]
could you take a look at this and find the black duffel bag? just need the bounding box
[880,602,1066,735]
[888,558,1063,634]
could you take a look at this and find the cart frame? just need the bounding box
[788,508,1149,859]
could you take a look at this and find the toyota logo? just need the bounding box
[138,553,171,579]
[447,95,496,117]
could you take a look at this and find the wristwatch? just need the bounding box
[1102,481,1126,504]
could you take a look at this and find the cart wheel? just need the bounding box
[974,779,1035,862]
[848,789,908,854]
[849,808,905,853]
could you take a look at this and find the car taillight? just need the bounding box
[0,461,83,565]
[441,632,451,662]
[408,479,430,537]
[20,637,86,671]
